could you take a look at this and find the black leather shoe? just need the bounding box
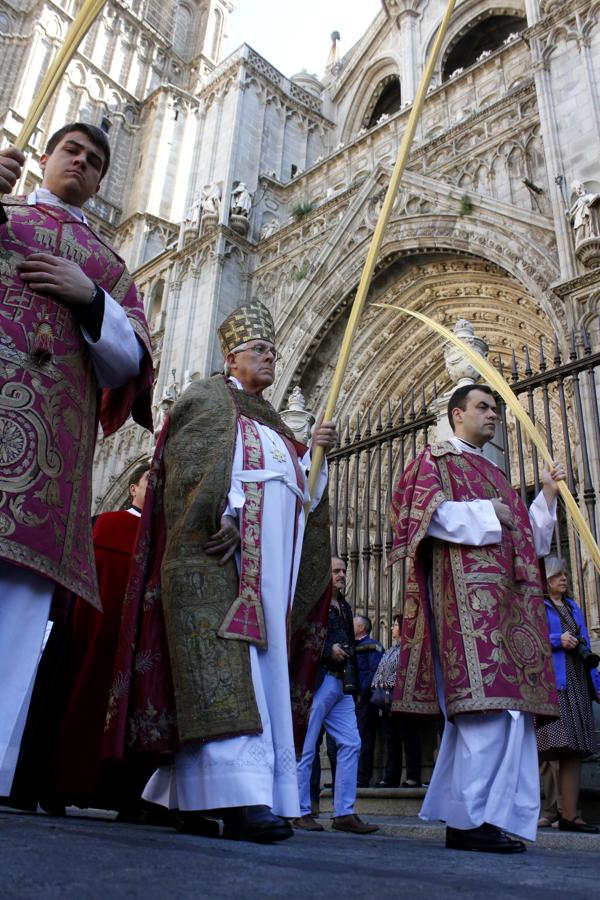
[558,817,600,834]
[221,805,293,843]
[446,823,526,853]
[173,811,221,837]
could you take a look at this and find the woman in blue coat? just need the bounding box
[537,556,600,833]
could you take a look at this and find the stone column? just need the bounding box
[528,54,578,280]
[397,10,419,104]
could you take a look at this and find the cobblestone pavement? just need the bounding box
[1,806,598,899]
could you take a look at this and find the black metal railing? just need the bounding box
[328,332,600,643]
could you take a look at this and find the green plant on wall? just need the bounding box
[292,201,315,220]
[289,259,311,282]
[459,194,473,216]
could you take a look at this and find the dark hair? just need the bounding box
[128,463,150,489]
[447,384,494,432]
[355,614,372,634]
[45,123,111,179]
[392,613,402,627]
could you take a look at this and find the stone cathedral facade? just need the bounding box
[1,0,600,516]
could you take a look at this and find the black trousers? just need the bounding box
[355,696,379,787]
[381,711,422,786]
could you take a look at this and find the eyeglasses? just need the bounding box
[234,342,281,361]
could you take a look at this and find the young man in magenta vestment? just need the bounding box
[0,124,153,797]
[388,384,565,853]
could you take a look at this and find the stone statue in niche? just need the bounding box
[231,182,253,217]
[260,218,280,239]
[201,183,221,218]
[183,194,201,229]
[229,182,253,236]
[567,181,600,244]
[153,381,178,435]
[567,180,600,268]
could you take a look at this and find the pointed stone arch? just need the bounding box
[420,2,527,83]
[273,247,563,424]
[270,177,561,414]
[341,57,401,142]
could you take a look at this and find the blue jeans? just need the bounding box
[297,674,361,817]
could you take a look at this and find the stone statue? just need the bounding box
[201,183,221,218]
[567,181,600,246]
[443,319,489,388]
[153,382,178,435]
[231,182,252,218]
[260,218,280,240]
[183,194,201,229]
[279,385,315,445]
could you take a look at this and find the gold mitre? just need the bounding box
[218,300,275,356]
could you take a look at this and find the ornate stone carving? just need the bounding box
[443,319,489,387]
[279,385,315,444]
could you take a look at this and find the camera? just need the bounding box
[340,644,357,695]
[574,637,600,671]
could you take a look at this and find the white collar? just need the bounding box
[228,376,243,391]
[28,188,88,224]
[127,507,142,517]
[449,436,485,456]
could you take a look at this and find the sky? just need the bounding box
[221,0,382,79]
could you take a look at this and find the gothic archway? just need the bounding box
[277,253,560,422]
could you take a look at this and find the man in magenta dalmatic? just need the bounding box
[388,384,564,853]
[0,124,153,797]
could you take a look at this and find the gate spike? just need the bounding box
[570,331,578,361]
[511,349,519,383]
[553,334,561,366]
[524,344,532,376]
[582,326,591,355]
[538,337,546,372]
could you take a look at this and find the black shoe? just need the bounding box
[38,796,66,817]
[558,817,600,834]
[401,780,422,788]
[446,824,526,853]
[116,800,170,826]
[374,781,398,789]
[221,805,293,843]
[173,811,221,837]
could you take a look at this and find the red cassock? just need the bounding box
[50,509,150,809]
